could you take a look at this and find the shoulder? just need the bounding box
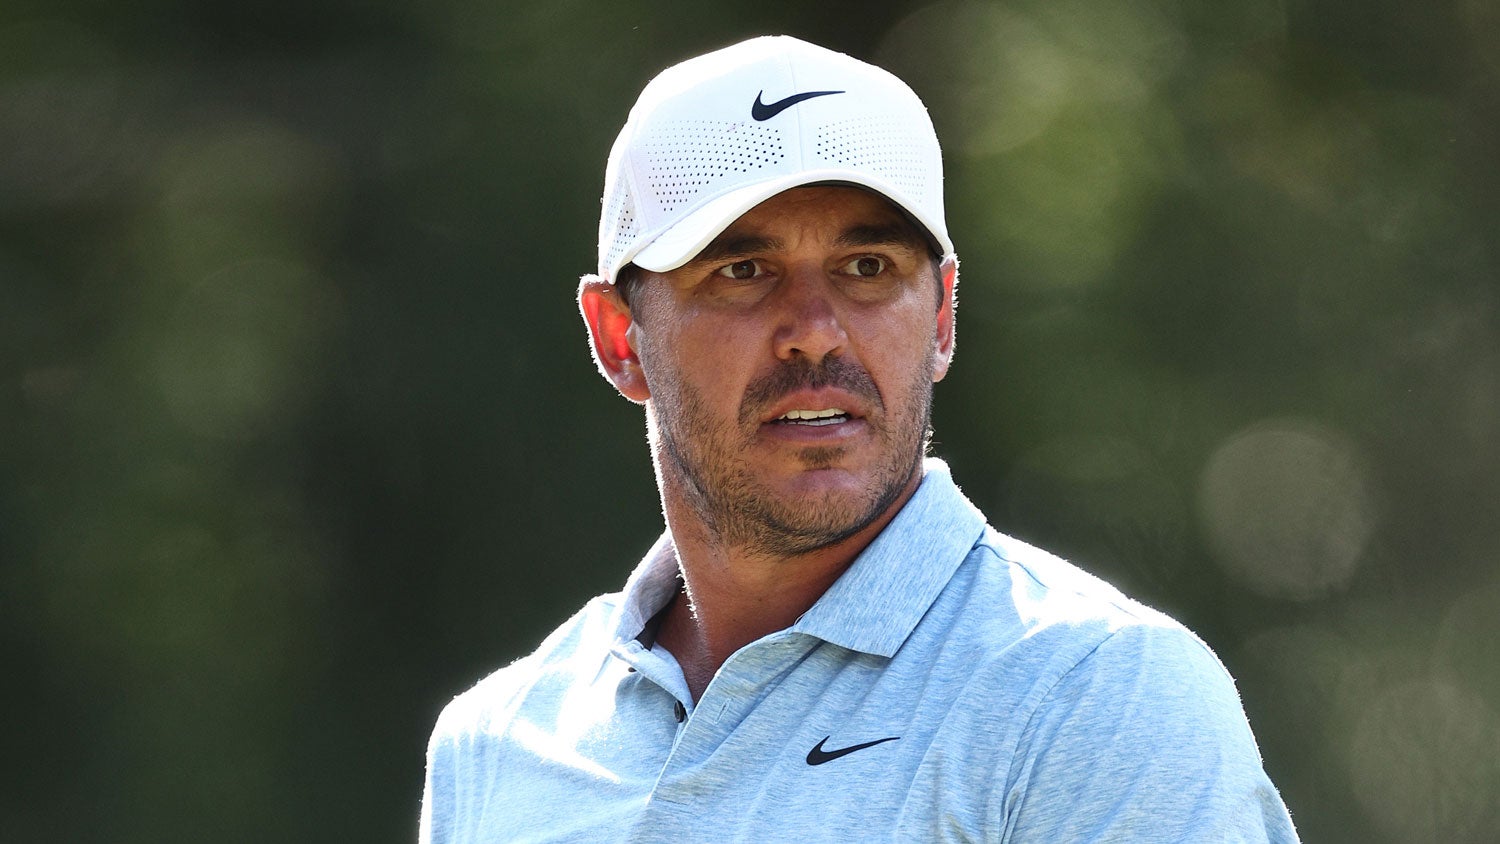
[999,530,1234,684]
[1020,618,1251,751]
[952,535,1294,840]
[427,590,622,747]
[420,591,625,842]
[902,525,1249,753]
[938,528,1211,673]
[997,618,1292,839]
[985,527,1242,713]
[919,526,1256,761]
[979,527,1180,629]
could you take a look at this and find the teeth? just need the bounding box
[778,408,848,425]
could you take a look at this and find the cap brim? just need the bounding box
[630,170,952,274]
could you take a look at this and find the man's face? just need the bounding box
[621,186,955,557]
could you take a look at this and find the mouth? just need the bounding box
[772,408,852,427]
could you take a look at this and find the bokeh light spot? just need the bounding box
[1436,576,1500,709]
[1198,418,1375,600]
[880,0,1185,290]
[1349,680,1500,842]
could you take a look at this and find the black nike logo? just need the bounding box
[805,735,900,766]
[752,90,845,121]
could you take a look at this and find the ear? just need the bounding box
[932,256,958,382]
[578,274,651,403]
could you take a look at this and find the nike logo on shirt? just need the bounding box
[805,735,901,766]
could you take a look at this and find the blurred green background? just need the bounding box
[3,0,1497,841]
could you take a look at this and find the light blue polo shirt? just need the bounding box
[420,459,1298,842]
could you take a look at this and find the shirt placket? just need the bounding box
[638,632,812,810]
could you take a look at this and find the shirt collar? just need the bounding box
[610,458,986,657]
[791,458,986,657]
[610,532,683,646]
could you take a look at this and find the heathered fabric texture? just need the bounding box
[420,460,1299,842]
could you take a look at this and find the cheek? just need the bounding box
[639,325,746,408]
[860,307,938,370]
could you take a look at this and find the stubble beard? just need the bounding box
[647,354,934,559]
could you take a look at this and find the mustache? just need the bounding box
[738,357,883,424]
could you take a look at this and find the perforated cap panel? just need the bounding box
[814,116,931,199]
[643,121,786,212]
[600,178,640,281]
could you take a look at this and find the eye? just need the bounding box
[842,256,887,277]
[715,259,763,280]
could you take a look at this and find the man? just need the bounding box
[421,35,1298,842]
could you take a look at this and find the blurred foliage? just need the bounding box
[2,0,1497,841]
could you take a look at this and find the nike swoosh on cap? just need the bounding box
[751,90,845,121]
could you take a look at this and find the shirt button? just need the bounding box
[674,700,687,723]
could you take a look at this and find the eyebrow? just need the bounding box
[688,223,925,267]
[691,235,783,266]
[834,224,926,252]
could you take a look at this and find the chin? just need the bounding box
[756,476,893,546]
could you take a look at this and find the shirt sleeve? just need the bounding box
[1000,623,1300,843]
[419,717,455,844]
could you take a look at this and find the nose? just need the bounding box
[771,266,848,364]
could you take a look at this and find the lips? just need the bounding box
[774,408,851,426]
[758,387,869,427]
[739,358,882,427]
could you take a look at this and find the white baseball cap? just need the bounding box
[595,35,952,283]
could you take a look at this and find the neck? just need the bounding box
[655,470,921,702]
